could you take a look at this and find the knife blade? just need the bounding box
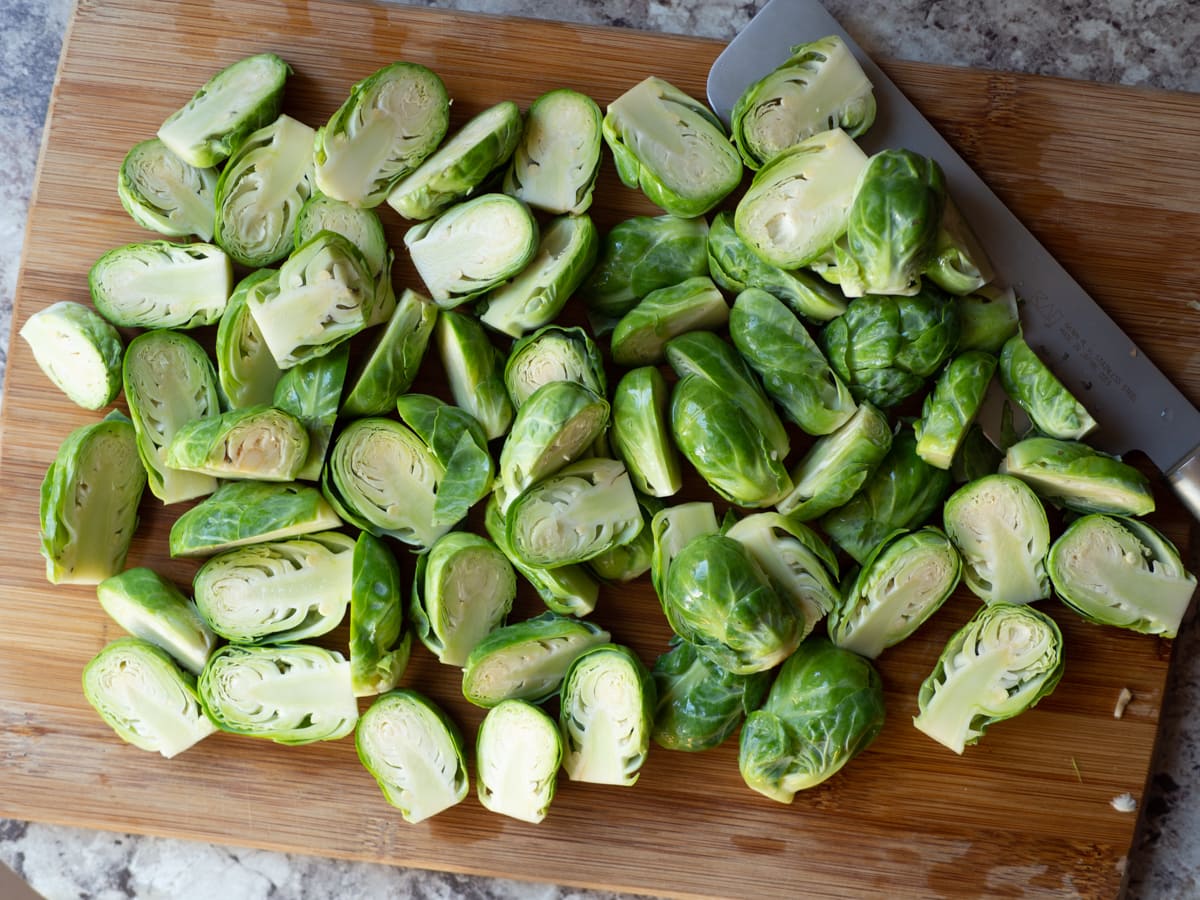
[707,0,1200,521]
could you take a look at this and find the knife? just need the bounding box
[707,0,1200,522]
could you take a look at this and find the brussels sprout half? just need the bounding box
[437,309,514,441]
[476,699,564,823]
[19,301,123,411]
[351,532,411,697]
[216,270,283,410]
[504,88,603,215]
[611,276,729,367]
[342,288,438,417]
[96,568,217,675]
[90,241,231,330]
[504,324,606,411]
[272,345,350,482]
[611,366,682,499]
[165,404,309,482]
[914,350,998,469]
[998,334,1097,441]
[117,137,217,240]
[1003,436,1154,516]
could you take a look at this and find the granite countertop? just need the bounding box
[2,1,1198,898]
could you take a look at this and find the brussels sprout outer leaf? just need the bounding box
[923,196,995,296]
[476,699,564,823]
[437,308,515,440]
[351,531,410,697]
[96,568,217,675]
[395,393,494,526]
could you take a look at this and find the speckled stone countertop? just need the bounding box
[2,1,1198,898]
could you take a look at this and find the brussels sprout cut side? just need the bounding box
[90,241,231,330]
[351,532,411,697]
[504,324,606,412]
[165,405,309,482]
[19,301,123,411]
[504,88,603,215]
[476,700,563,823]
[97,568,216,675]
[118,138,218,240]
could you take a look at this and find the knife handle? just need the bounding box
[1167,448,1200,525]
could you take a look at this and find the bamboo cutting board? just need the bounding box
[3,0,1199,897]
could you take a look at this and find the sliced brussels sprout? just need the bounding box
[731,35,875,170]
[213,113,315,268]
[356,689,468,823]
[504,324,606,411]
[395,393,494,527]
[436,309,514,440]
[504,88,603,215]
[913,603,1064,754]
[90,240,231,329]
[350,532,410,697]
[342,289,438,417]
[611,366,682,499]
[123,330,220,504]
[314,61,449,208]
[405,193,539,308]
[602,76,742,218]
[739,636,885,801]
[83,637,216,758]
[649,500,719,598]
[478,213,599,338]
[734,128,868,269]
[193,531,354,644]
[199,643,358,745]
[96,568,217,675]
[272,345,349,482]
[923,196,995,296]
[19,301,123,411]
[998,334,1098,441]
[1049,515,1197,638]
[942,473,1051,606]
[215,270,283,410]
[951,423,1003,484]
[914,350,998,469]
[117,138,218,240]
[165,404,309,482]
[587,495,658,583]
[610,275,729,366]
[169,480,342,558]
[387,101,523,220]
[411,532,517,667]
[476,699,563,823]
[1003,436,1155,516]
[560,644,656,786]
[957,285,1020,354]
[829,527,961,658]
[462,611,611,707]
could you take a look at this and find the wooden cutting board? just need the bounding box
[3,0,1199,897]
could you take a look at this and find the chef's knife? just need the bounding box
[707,0,1200,522]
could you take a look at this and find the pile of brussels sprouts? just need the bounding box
[23,34,1198,822]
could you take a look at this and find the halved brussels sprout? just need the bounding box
[90,241,231,329]
[1003,436,1155,516]
[169,480,342,558]
[83,637,216,758]
[828,527,961,658]
[118,138,218,240]
[924,196,994,296]
[405,193,539,308]
[731,35,875,170]
[462,611,611,707]
[942,473,1051,606]
[998,334,1097,441]
[199,643,358,745]
[350,532,411,697]
[272,345,349,482]
[957,285,1019,353]
[193,531,354,644]
[504,324,606,411]
[602,76,742,218]
[436,309,514,440]
[1048,515,1197,638]
[314,61,449,208]
[914,350,998,469]
[19,301,123,410]
[96,568,217,675]
[611,366,682,498]
[611,275,729,366]
[913,602,1064,754]
[165,404,309,482]
[560,643,656,786]
[356,689,468,823]
[411,532,517,667]
[342,288,438,417]
[649,500,719,597]
[216,270,283,410]
[476,699,563,823]
[504,88,603,216]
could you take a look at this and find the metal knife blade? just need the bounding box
[707,0,1200,520]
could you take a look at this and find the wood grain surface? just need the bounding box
[3,0,1199,897]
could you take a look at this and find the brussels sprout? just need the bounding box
[193,531,354,644]
[913,603,1064,754]
[83,638,216,758]
[405,193,539,308]
[436,309,514,441]
[924,197,994,295]
[731,35,876,170]
[314,62,449,208]
[951,423,1003,484]
[503,88,603,215]
[822,286,961,408]
[117,138,218,240]
[342,289,438,417]
[411,532,517,667]
[1003,436,1154,516]
[580,214,710,320]
[356,689,468,823]
[272,345,349,482]
[829,528,961,658]
[19,301,123,410]
[476,699,563,823]
[611,366,682,498]
[165,404,309,482]
[777,401,893,520]
[942,473,1051,606]
[652,636,771,752]
[602,76,742,218]
[123,330,220,504]
[610,276,729,366]
[914,350,998,469]
[213,114,316,268]
[587,495,658,583]
[479,213,599,338]
[739,636,885,801]
[649,501,720,598]
[89,240,231,330]
[504,324,606,411]
[957,285,1020,354]
[387,101,523,220]
[200,643,357,745]
[1049,515,1197,638]
[96,568,217,675]
[462,611,611,707]
[560,644,656,786]
[350,532,411,697]
[169,480,342,558]
[734,128,868,269]
[215,270,283,410]
[998,334,1098,441]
